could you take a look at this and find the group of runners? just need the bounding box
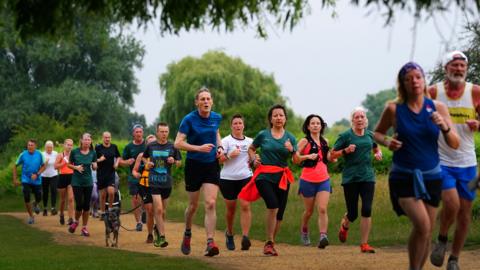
[12,50,479,270]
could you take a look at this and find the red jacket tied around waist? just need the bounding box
[238,164,294,202]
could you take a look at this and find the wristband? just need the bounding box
[217,146,224,151]
[441,126,451,134]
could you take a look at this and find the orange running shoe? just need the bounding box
[338,224,348,243]
[360,243,375,253]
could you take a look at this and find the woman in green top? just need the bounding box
[331,107,382,253]
[245,104,298,256]
[67,133,97,237]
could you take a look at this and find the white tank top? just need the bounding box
[436,82,477,167]
[220,135,253,180]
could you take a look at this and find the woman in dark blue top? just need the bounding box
[374,62,459,270]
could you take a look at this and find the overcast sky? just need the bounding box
[130,2,471,126]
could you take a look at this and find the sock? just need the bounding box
[320,232,327,237]
[207,238,214,243]
[438,234,448,243]
[301,226,308,233]
[184,229,192,237]
[448,255,458,262]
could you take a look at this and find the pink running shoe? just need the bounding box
[81,227,90,237]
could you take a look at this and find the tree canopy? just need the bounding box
[0,11,145,147]
[361,88,396,130]
[158,50,301,137]
[6,0,479,39]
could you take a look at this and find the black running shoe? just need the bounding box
[241,235,251,250]
[225,231,235,250]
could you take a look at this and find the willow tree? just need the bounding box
[158,51,301,137]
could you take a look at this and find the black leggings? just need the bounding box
[42,176,58,208]
[342,182,375,222]
[256,180,290,221]
[73,186,93,212]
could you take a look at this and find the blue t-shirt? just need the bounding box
[393,97,440,174]
[178,110,222,162]
[15,150,45,185]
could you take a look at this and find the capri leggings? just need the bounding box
[42,176,58,208]
[342,182,375,222]
[73,186,93,212]
[255,179,290,221]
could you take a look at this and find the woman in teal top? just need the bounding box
[331,107,382,253]
[67,133,97,237]
[246,104,298,256]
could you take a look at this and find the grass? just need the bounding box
[0,215,214,270]
[161,174,480,247]
[3,174,480,248]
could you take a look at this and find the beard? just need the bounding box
[446,72,466,84]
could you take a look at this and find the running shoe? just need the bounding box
[27,216,34,224]
[141,211,147,224]
[155,235,169,248]
[81,227,90,237]
[136,222,143,232]
[146,234,154,244]
[67,218,74,226]
[181,233,192,255]
[204,240,220,257]
[338,224,349,243]
[360,243,375,253]
[59,214,65,225]
[301,230,311,246]
[241,235,251,251]
[318,234,329,249]
[51,208,57,216]
[68,221,78,233]
[447,259,460,270]
[33,204,40,215]
[263,241,278,256]
[225,231,235,250]
[430,241,447,267]
[43,209,48,216]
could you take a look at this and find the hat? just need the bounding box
[442,50,468,67]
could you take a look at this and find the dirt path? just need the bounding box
[5,212,480,270]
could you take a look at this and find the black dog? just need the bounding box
[104,207,120,247]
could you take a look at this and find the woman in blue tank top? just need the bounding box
[374,62,459,270]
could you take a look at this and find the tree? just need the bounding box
[158,50,301,137]
[361,88,396,130]
[0,11,145,146]
[6,0,479,39]
[429,22,480,85]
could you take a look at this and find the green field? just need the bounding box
[162,174,480,247]
[3,173,480,248]
[0,215,214,270]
